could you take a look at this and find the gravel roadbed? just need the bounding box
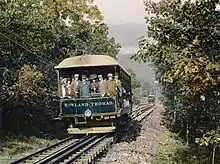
[96,104,165,164]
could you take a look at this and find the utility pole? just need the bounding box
[140,81,144,103]
[154,80,159,103]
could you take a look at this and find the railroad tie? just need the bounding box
[77,157,90,163]
[23,159,37,163]
[87,152,97,158]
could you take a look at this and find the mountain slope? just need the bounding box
[117,53,156,88]
[108,23,147,47]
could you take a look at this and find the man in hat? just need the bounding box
[78,74,91,97]
[65,78,72,98]
[70,74,79,98]
[98,74,106,97]
[114,72,122,97]
[60,77,68,98]
[90,74,98,93]
[106,73,117,96]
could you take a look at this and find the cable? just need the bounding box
[0,31,55,66]
[0,32,36,55]
[2,26,56,63]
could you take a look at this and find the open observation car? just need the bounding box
[54,55,132,134]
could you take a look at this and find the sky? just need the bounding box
[94,0,146,25]
[94,0,157,89]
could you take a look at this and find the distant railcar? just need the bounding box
[148,95,155,103]
[54,55,132,134]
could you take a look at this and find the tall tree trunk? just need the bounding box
[212,144,217,164]
[187,102,197,145]
[0,107,2,132]
[14,104,21,135]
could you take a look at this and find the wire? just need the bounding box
[2,26,56,63]
[0,31,55,66]
[0,32,36,55]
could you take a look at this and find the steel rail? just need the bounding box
[122,103,156,141]
[10,134,112,164]
[10,136,76,164]
[132,103,151,113]
[131,104,155,119]
[9,104,153,164]
[133,104,155,118]
[39,134,99,164]
[58,134,109,164]
[34,134,96,164]
[135,105,156,121]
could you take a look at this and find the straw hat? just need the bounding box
[98,74,103,78]
[74,74,79,77]
[107,73,113,77]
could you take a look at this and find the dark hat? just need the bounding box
[89,74,97,80]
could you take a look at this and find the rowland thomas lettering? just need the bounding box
[63,100,114,108]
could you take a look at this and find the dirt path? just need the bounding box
[96,104,165,164]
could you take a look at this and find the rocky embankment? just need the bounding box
[96,104,165,164]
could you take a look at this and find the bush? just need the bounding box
[153,129,217,164]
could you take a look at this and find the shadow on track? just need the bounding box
[117,119,142,143]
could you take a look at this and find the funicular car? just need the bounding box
[54,55,132,134]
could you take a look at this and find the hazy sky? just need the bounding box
[94,0,146,25]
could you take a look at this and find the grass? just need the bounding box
[1,136,58,157]
[152,129,217,164]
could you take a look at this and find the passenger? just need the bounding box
[65,78,72,98]
[60,77,67,98]
[78,75,91,98]
[98,75,106,97]
[106,73,117,96]
[89,74,99,94]
[91,79,99,93]
[70,74,79,98]
[114,72,122,96]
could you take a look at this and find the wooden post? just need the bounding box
[55,70,61,97]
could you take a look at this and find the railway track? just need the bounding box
[120,103,156,141]
[10,134,113,164]
[131,103,155,121]
[6,103,155,164]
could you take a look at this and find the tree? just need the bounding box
[132,0,220,144]
[127,68,141,89]
[0,0,120,135]
[126,68,150,104]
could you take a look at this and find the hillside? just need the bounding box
[108,23,147,48]
[117,53,156,89]
[108,22,157,91]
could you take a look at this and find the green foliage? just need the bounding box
[196,127,220,147]
[2,136,57,157]
[0,0,120,135]
[126,68,142,104]
[126,68,150,104]
[127,68,141,89]
[132,88,141,104]
[9,65,44,105]
[133,0,220,146]
[134,0,220,97]
[153,130,215,164]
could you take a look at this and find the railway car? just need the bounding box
[54,55,132,134]
[148,94,155,103]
